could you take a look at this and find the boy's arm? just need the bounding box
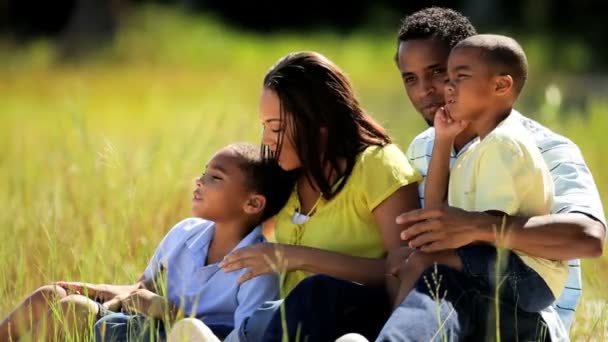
[424,136,453,209]
[425,108,467,209]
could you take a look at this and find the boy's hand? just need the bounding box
[106,289,168,319]
[433,107,468,141]
[55,282,118,302]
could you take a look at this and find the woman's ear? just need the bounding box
[495,75,514,96]
[243,194,266,216]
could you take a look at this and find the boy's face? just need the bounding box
[445,47,496,121]
[192,149,252,221]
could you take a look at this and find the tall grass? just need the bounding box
[0,5,606,341]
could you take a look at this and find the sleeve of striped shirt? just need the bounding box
[540,139,606,229]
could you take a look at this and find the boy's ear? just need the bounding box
[495,75,514,96]
[243,194,266,216]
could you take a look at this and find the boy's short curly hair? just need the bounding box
[228,143,295,222]
[397,7,477,50]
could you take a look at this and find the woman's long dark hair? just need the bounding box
[262,51,391,200]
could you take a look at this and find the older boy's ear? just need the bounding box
[495,75,513,95]
[244,194,266,215]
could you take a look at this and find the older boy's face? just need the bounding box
[192,149,249,220]
[397,39,451,126]
[445,47,495,121]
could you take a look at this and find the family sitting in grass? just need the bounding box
[1,7,605,342]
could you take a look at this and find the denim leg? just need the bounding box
[376,264,551,342]
[223,300,283,342]
[457,244,555,312]
[94,312,166,342]
[262,274,390,342]
[376,265,472,342]
[468,293,551,342]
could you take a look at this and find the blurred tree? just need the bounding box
[58,0,122,60]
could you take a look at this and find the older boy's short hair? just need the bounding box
[455,34,528,96]
[228,143,294,222]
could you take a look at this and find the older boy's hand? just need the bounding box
[397,206,493,251]
[434,107,468,141]
[220,243,289,284]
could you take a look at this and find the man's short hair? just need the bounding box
[397,7,477,49]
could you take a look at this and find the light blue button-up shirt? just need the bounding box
[405,110,606,340]
[143,218,279,330]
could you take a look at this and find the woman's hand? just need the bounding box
[385,246,417,277]
[220,243,293,284]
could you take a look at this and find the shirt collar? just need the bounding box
[185,223,264,253]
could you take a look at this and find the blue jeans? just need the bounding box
[94,312,167,342]
[94,313,234,341]
[224,300,284,342]
[259,251,552,342]
[457,244,555,312]
[261,275,391,342]
[377,264,551,341]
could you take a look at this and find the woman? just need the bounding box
[169,51,421,342]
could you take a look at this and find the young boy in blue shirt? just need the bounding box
[0,142,293,341]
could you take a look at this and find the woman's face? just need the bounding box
[259,88,301,171]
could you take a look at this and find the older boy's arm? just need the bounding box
[399,207,604,260]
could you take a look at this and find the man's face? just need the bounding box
[397,39,451,126]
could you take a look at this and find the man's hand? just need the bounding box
[397,206,494,252]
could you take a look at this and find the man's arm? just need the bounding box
[399,207,605,260]
[479,211,605,259]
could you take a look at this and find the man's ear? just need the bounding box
[495,75,514,96]
[243,194,266,216]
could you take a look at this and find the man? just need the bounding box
[377,7,605,341]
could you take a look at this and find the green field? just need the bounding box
[1,6,606,341]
